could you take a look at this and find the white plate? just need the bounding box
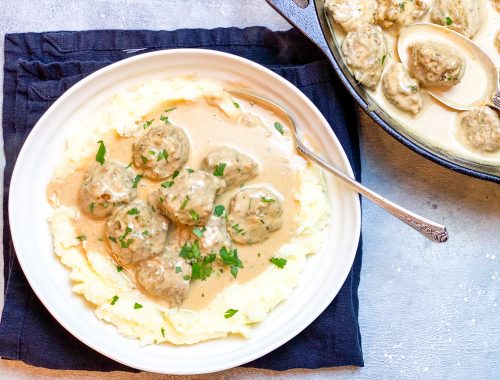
[9,49,360,374]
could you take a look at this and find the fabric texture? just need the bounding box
[0,27,363,371]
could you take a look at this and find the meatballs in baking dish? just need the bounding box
[459,106,500,152]
[408,42,466,88]
[430,0,483,39]
[324,0,377,32]
[105,200,169,266]
[79,160,138,219]
[382,63,423,115]
[341,25,387,89]
[133,124,190,180]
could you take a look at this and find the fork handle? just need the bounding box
[296,144,449,243]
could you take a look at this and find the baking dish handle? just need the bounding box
[266,0,334,61]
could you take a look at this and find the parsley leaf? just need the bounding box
[141,155,148,164]
[219,247,244,278]
[269,257,287,269]
[119,227,133,248]
[110,295,119,305]
[132,174,143,188]
[76,235,87,242]
[231,224,244,234]
[161,181,174,188]
[175,266,182,273]
[213,163,227,177]
[127,207,139,215]
[274,121,284,135]
[233,102,240,108]
[189,209,199,221]
[95,140,106,165]
[161,327,166,337]
[214,205,225,217]
[164,107,176,113]
[180,195,190,210]
[192,227,206,238]
[157,149,168,161]
[186,168,195,173]
[445,16,453,25]
[224,309,238,319]
[160,114,170,124]
[116,266,123,272]
[172,170,180,179]
[134,302,143,309]
[142,119,154,129]
[191,253,216,280]
[261,197,275,203]
[88,203,96,213]
[109,236,117,243]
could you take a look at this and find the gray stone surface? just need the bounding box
[0,0,499,379]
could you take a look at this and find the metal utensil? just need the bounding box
[397,23,500,111]
[229,90,449,243]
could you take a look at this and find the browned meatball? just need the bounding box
[197,215,232,255]
[133,124,189,180]
[200,147,258,189]
[135,254,191,306]
[157,170,225,226]
[79,160,137,219]
[227,187,283,244]
[459,106,500,152]
[430,0,482,39]
[105,200,169,265]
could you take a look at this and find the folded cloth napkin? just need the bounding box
[0,27,363,371]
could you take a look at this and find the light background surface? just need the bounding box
[0,0,499,379]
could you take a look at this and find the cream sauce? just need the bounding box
[47,96,306,311]
[330,1,500,165]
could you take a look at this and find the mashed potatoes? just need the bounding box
[48,78,330,345]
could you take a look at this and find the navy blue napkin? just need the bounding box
[1,27,363,371]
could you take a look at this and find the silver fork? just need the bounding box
[229,90,448,243]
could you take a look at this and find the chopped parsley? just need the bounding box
[183,275,191,281]
[191,253,216,281]
[88,203,96,213]
[134,302,143,309]
[126,162,133,168]
[445,16,453,25]
[142,119,154,129]
[141,155,148,164]
[119,227,133,248]
[161,327,166,337]
[261,197,275,203]
[399,1,405,10]
[157,149,168,161]
[381,54,387,64]
[109,236,117,243]
[175,266,182,273]
[132,174,143,188]
[224,309,238,319]
[180,195,190,210]
[95,140,106,165]
[116,266,123,272]
[274,121,284,135]
[189,209,199,221]
[110,295,119,305]
[127,207,139,215]
[213,162,227,177]
[231,224,244,234]
[269,257,287,269]
[214,205,225,217]
[161,181,174,188]
[179,240,201,261]
[159,114,170,124]
[219,247,244,278]
[76,235,87,242]
[233,102,240,108]
[192,226,206,238]
[141,230,149,236]
[186,168,195,173]
[164,107,176,113]
[410,85,418,94]
[172,170,180,179]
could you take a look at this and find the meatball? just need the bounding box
[197,215,232,255]
[79,160,138,219]
[157,170,225,226]
[408,42,466,88]
[105,200,169,265]
[324,0,377,33]
[227,187,283,244]
[135,254,191,306]
[382,63,423,114]
[459,106,500,152]
[430,0,482,39]
[375,0,429,29]
[133,124,189,180]
[200,147,258,189]
[341,25,387,89]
